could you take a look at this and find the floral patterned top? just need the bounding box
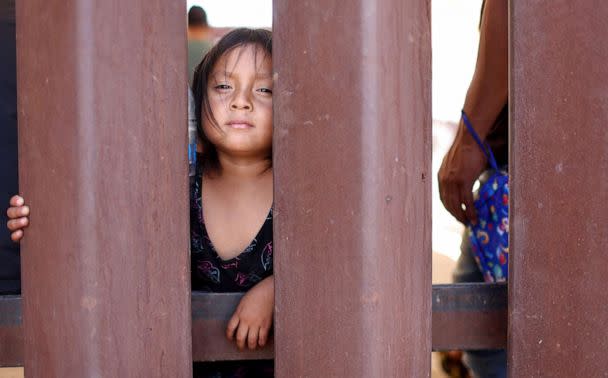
[190,160,273,293]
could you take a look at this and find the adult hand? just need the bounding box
[438,127,487,224]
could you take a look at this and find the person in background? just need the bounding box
[188,5,213,86]
[0,0,20,295]
[438,1,508,377]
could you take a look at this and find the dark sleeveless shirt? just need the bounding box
[190,159,274,293]
[190,159,274,377]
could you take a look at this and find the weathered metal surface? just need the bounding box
[510,1,608,376]
[432,283,507,351]
[274,0,432,376]
[0,284,507,365]
[0,296,22,367]
[15,1,191,376]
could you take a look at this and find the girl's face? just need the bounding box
[203,44,273,160]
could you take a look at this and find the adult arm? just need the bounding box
[438,0,508,224]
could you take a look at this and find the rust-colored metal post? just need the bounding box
[510,1,608,376]
[274,1,432,376]
[15,1,191,376]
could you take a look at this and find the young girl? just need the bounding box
[7,28,275,377]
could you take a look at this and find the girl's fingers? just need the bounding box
[7,206,29,219]
[7,217,29,231]
[258,327,269,347]
[9,195,23,207]
[10,229,23,242]
[226,314,240,340]
[235,324,249,350]
[247,327,259,350]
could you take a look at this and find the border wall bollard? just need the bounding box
[510,1,608,375]
[16,1,191,376]
[274,0,432,376]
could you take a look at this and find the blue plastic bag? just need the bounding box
[462,111,509,283]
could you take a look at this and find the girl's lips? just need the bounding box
[227,121,254,129]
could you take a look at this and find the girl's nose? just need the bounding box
[230,91,252,110]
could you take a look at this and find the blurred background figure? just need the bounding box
[437,1,508,377]
[188,5,213,85]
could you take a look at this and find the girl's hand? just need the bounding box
[226,275,274,351]
[6,195,30,242]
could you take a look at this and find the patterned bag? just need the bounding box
[462,111,509,283]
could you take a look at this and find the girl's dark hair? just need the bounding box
[192,28,272,172]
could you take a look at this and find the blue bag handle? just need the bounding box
[461,110,499,171]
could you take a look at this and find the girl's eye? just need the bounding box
[215,84,232,90]
[257,88,273,94]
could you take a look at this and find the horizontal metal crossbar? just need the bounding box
[0,283,506,366]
